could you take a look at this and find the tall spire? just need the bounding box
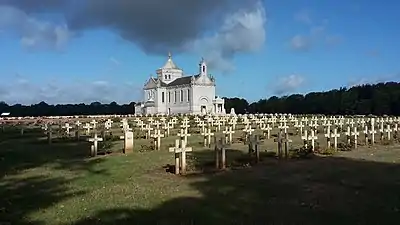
[162,52,178,69]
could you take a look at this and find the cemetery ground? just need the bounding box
[1,123,400,225]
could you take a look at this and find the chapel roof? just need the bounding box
[154,75,200,87]
[161,52,180,70]
[166,75,200,86]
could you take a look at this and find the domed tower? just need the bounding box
[156,52,183,84]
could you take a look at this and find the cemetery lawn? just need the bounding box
[1,136,400,225]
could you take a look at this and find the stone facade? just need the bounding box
[135,53,225,115]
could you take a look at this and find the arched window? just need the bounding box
[202,66,205,73]
[165,75,167,79]
[180,90,183,102]
[168,75,171,79]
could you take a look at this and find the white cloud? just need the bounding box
[187,2,266,73]
[347,73,400,87]
[273,74,305,95]
[289,35,311,51]
[0,5,71,50]
[294,10,312,25]
[289,9,342,52]
[109,57,121,66]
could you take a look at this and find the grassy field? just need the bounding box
[1,123,400,225]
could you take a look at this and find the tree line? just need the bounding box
[225,82,400,116]
[0,82,399,117]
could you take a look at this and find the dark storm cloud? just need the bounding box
[2,0,261,53]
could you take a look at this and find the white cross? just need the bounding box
[301,130,308,148]
[153,120,161,129]
[242,125,254,139]
[88,133,103,156]
[168,139,192,175]
[222,126,235,143]
[278,121,289,134]
[385,124,392,140]
[369,118,377,144]
[62,123,72,135]
[83,123,92,135]
[151,129,165,150]
[351,126,359,149]
[307,129,318,151]
[331,128,340,150]
[261,123,272,139]
[178,128,191,144]
[201,127,214,147]
[90,120,98,129]
[324,125,331,147]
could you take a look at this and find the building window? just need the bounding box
[168,75,171,79]
[202,66,205,72]
[162,92,165,103]
[168,92,171,103]
[180,90,183,102]
[165,75,167,79]
[174,91,177,103]
[187,89,190,102]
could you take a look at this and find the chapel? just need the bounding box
[134,53,225,115]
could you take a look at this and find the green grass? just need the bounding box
[1,124,400,225]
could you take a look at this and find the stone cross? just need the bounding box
[369,119,377,145]
[88,133,103,157]
[83,123,92,135]
[301,130,309,148]
[90,120,98,130]
[385,124,392,141]
[261,123,272,139]
[297,121,305,136]
[151,129,164,151]
[143,124,153,139]
[351,126,359,149]
[345,126,351,144]
[214,136,229,169]
[307,129,318,151]
[62,123,72,135]
[214,120,222,131]
[379,119,384,139]
[242,125,254,141]
[274,130,284,158]
[281,131,292,158]
[222,126,235,144]
[178,128,191,145]
[331,128,340,150]
[180,120,190,132]
[201,127,214,147]
[324,124,331,148]
[163,122,173,137]
[363,125,369,145]
[228,119,237,130]
[278,121,289,134]
[153,120,161,130]
[168,139,192,175]
[248,134,261,162]
[197,120,206,134]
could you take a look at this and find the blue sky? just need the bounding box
[0,0,399,105]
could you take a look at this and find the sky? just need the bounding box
[0,0,399,105]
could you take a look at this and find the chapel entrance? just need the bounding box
[201,105,207,114]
